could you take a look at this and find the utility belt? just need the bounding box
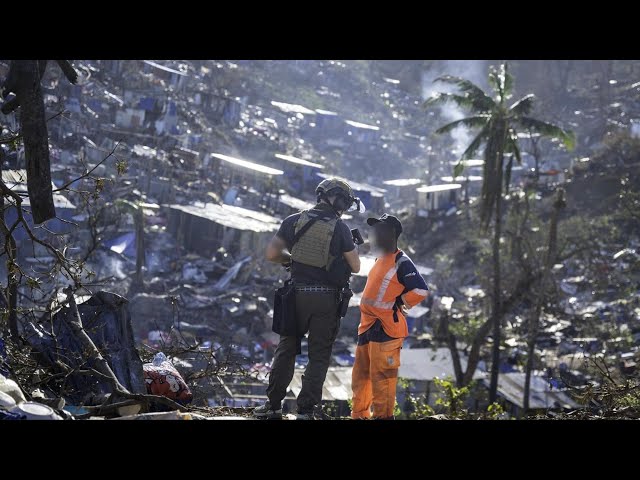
[294,285,338,293]
[293,282,352,317]
[272,280,352,338]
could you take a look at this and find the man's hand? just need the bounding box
[396,296,410,316]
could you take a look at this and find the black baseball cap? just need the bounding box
[367,213,403,238]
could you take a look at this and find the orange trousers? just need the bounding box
[351,337,403,419]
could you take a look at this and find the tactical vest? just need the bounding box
[290,210,339,269]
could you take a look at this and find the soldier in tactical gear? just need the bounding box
[254,178,362,419]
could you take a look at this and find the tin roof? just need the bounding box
[274,153,324,169]
[290,366,352,401]
[482,372,579,410]
[211,153,283,176]
[344,119,379,131]
[168,202,280,233]
[399,348,485,381]
[416,184,462,193]
[270,101,316,115]
[383,178,422,187]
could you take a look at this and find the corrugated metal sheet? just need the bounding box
[399,348,485,382]
[290,366,352,401]
[2,169,29,192]
[275,154,324,169]
[383,178,422,187]
[483,372,578,410]
[416,184,462,193]
[2,170,74,209]
[344,119,379,131]
[271,101,316,115]
[211,153,283,176]
[168,202,280,233]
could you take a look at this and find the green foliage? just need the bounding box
[93,178,106,200]
[486,402,505,419]
[116,159,128,175]
[393,401,402,418]
[448,316,484,344]
[433,377,470,418]
[404,394,436,419]
[25,276,42,291]
[453,162,464,178]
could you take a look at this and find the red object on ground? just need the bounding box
[143,360,193,405]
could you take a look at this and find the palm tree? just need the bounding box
[425,63,574,403]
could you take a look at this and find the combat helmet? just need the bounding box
[316,178,365,213]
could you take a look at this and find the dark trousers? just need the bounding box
[266,290,340,413]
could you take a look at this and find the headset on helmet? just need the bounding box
[316,178,366,213]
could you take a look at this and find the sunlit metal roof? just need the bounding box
[270,101,315,115]
[211,153,283,176]
[383,178,422,187]
[448,159,485,167]
[344,119,379,131]
[274,154,324,169]
[315,109,338,116]
[483,372,578,410]
[399,348,485,381]
[290,367,352,401]
[416,184,462,193]
[168,202,280,233]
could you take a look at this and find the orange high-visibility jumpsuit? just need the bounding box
[351,249,429,419]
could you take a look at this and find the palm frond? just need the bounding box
[460,124,490,160]
[423,91,494,114]
[453,162,465,178]
[434,75,496,111]
[435,115,490,135]
[506,135,522,165]
[516,116,576,150]
[423,92,477,110]
[509,94,535,116]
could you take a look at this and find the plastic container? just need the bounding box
[10,401,63,420]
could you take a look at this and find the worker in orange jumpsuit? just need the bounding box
[351,214,429,419]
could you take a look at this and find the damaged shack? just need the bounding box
[165,201,281,258]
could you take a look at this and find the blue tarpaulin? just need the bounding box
[104,232,137,258]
